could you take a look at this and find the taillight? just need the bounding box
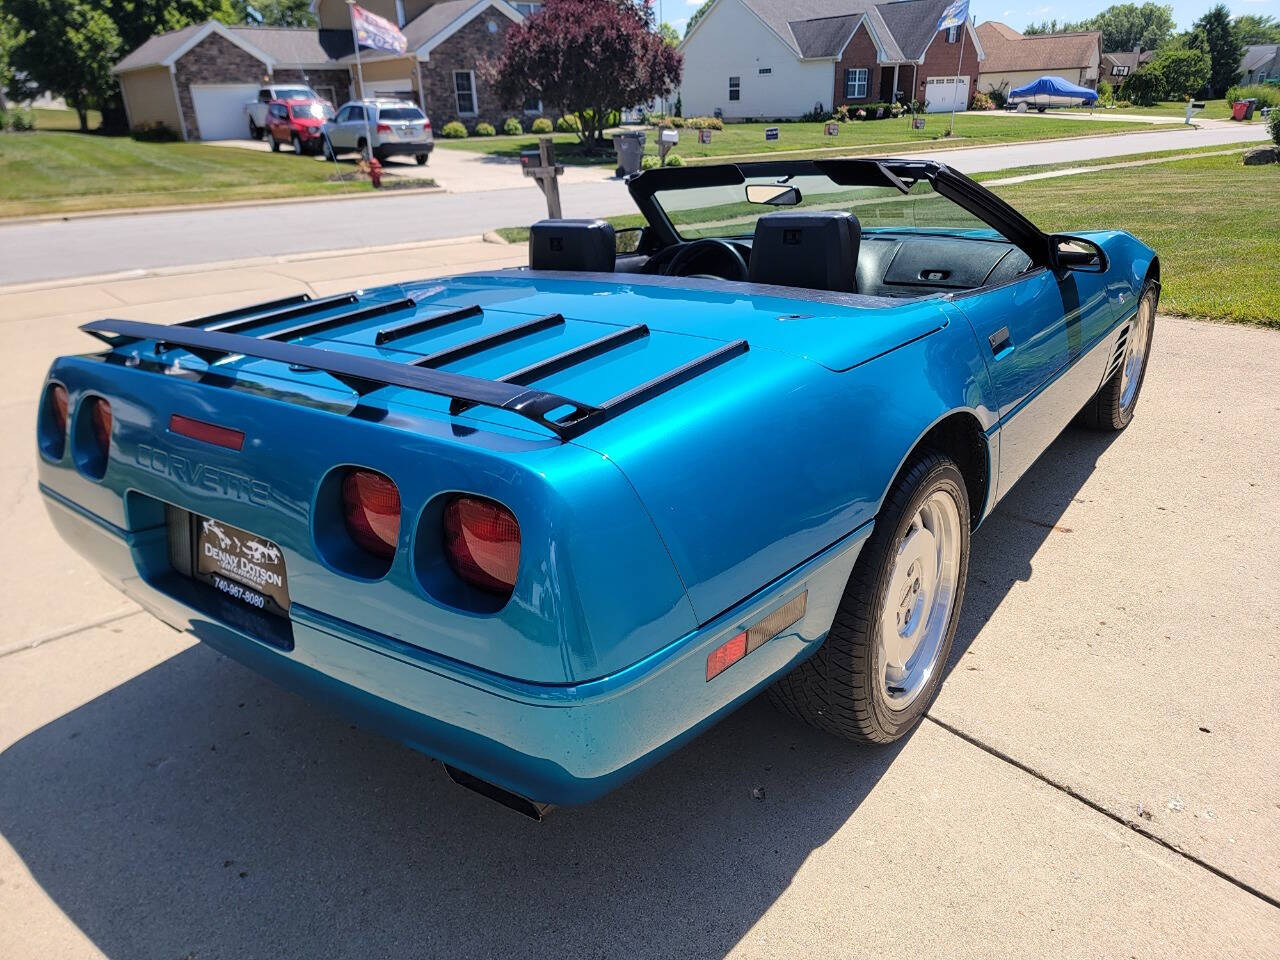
[376,122,391,133]
[443,496,520,597]
[50,384,69,435]
[87,397,112,456]
[424,119,431,129]
[341,469,400,558]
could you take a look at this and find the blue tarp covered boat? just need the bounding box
[1008,75,1100,103]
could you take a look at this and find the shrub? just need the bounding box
[530,116,553,133]
[1270,109,1280,146]
[1097,79,1114,104]
[130,121,177,141]
[970,91,995,111]
[1225,84,1280,110]
[854,107,866,120]
[683,115,722,129]
[1122,66,1164,106]
[664,152,684,166]
[986,88,1007,109]
[7,108,34,131]
[439,120,468,138]
[502,117,523,135]
[555,113,581,132]
[640,153,661,170]
[474,122,496,136]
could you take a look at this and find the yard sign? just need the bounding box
[765,127,779,141]
[824,122,839,136]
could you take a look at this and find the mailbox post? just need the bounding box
[658,127,679,164]
[521,136,564,219]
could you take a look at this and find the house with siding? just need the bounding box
[1100,46,1154,87]
[112,0,547,141]
[974,22,1102,98]
[1239,45,1279,86]
[677,0,985,118]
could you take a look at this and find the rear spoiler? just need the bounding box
[81,294,747,442]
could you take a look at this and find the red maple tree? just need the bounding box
[492,0,682,149]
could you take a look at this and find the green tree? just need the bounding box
[1024,20,1070,35]
[684,0,712,38]
[1188,4,1244,97]
[0,10,28,107]
[1233,14,1280,46]
[8,0,121,130]
[658,21,678,47]
[231,0,317,27]
[1147,45,1211,99]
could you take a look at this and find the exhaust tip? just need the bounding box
[443,764,553,821]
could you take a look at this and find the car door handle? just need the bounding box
[988,326,1013,357]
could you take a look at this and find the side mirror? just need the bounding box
[746,183,802,206]
[614,226,645,255]
[1049,235,1108,273]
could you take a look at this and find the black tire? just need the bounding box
[1080,281,1158,431]
[358,138,370,161]
[322,136,336,161]
[292,133,304,155]
[270,136,280,152]
[249,119,262,140]
[415,153,429,165]
[768,452,971,743]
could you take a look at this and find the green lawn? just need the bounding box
[497,150,1277,325]
[438,114,1181,166]
[1092,99,1250,122]
[32,107,103,131]
[0,131,384,217]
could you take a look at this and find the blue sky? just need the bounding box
[658,0,1276,37]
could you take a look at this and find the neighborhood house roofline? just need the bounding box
[411,0,525,59]
[112,21,273,74]
[976,22,1099,73]
[678,0,983,66]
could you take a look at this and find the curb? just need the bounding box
[0,234,491,296]
[0,181,447,226]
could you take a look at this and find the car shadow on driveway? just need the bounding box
[0,426,1116,960]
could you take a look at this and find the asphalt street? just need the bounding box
[1,244,1277,958]
[0,123,1267,285]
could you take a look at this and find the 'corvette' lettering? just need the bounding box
[135,444,271,505]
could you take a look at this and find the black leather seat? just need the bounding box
[748,211,861,293]
[529,219,616,272]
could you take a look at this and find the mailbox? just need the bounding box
[520,148,541,176]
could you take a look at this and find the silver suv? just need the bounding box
[323,98,434,165]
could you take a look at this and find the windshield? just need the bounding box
[274,88,312,101]
[290,102,332,119]
[378,107,425,121]
[652,171,993,241]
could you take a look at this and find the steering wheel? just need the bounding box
[662,238,748,282]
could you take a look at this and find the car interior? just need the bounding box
[527,215,1033,300]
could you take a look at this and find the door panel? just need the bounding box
[954,266,1115,500]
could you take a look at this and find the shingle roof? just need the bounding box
[738,0,963,62]
[1241,44,1279,73]
[403,0,481,51]
[113,22,207,73]
[975,22,1100,73]
[227,26,355,64]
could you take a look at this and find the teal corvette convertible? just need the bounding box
[37,158,1157,817]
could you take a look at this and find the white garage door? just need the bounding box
[924,76,970,113]
[190,83,260,140]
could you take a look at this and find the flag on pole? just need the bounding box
[351,3,408,55]
[935,0,969,31]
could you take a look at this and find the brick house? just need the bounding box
[112,0,548,141]
[678,0,985,119]
[974,22,1102,98]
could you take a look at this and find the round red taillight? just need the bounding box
[50,385,69,436]
[341,469,401,558]
[87,397,112,456]
[443,496,520,597]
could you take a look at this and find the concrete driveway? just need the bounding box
[1,246,1277,959]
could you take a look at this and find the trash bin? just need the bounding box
[1232,100,1248,121]
[1243,98,1258,121]
[612,131,647,177]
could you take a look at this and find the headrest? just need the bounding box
[748,211,861,293]
[529,219,616,272]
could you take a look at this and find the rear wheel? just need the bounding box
[415,153,429,165]
[769,452,970,742]
[270,135,280,152]
[1081,281,1158,431]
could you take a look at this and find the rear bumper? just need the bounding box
[375,141,433,157]
[40,483,867,805]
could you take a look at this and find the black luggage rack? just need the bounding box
[83,291,748,442]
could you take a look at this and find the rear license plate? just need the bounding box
[186,514,290,616]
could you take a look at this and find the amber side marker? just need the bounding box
[706,591,808,681]
[169,414,245,451]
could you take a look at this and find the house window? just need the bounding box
[523,94,543,114]
[844,67,868,99]
[945,25,960,43]
[513,1,542,14]
[1112,65,1130,76]
[453,70,477,116]
[728,76,740,101]
[758,67,771,75]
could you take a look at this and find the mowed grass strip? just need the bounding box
[0,131,374,217]
[437,114,1182,165]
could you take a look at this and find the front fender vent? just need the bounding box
[1104,322,1131,381]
